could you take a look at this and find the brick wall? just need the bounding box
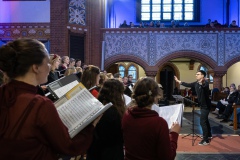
[50,0,69,56]
[85,0,104,67]
[50,0,104,68]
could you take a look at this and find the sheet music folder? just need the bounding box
[54,83,112,138]
[47,74,80,100]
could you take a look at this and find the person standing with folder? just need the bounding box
[0,39,101,159]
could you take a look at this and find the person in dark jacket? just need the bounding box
[87,79,126,160]
[174,70,212,146]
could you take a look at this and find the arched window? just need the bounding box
[119,65,125,78]
[118,63,139,82]
[128,65,137,82]
[200,65,213,83]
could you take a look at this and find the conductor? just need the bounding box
[174,70,212,146]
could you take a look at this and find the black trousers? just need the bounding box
[216,101,226,114]
[200,108,212,141]
[222,104,233,120]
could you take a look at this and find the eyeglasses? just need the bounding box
[195,74,202,76]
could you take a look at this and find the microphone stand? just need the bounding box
[182,97,201,146]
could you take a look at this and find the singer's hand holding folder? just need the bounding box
[54,83,112,138]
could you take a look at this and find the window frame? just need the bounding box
[118,62,139,83]
[136,0,200,22]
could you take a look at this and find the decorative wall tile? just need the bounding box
[104,33,149,64]
[155,33,218,64]
[225,33,240,63]
[0,23,50,39]
[69,0,86,25]
[0,30,5,35]
[218,32,225,66]
[104,32,221,66]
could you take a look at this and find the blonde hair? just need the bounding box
[76,67,83,73]
[106,73,114,79]
[64,67,77,76]
[99,72,107,87]
[49,54,60,71]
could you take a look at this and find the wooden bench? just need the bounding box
[233,104,240,130]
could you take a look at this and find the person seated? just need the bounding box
[229,20,238,28]
[120,20,128,28]
[215,84,238,121]
[221,87,230,95]
[138,22,145,28]
[170,20,176,28]
[206,19,211,26]
[213,20,221,28]
[229,85,240,126]
[213,84,237,115]
[130,22,135,28]
[149,21,155,27]
[156,21,161,28]
[144,22,149,27]
[205,22,215,28]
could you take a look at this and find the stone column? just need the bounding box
[212,71,226,91]
[145,71,157,79]
[145,66,158,80]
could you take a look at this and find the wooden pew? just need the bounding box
[211,92,227,109]
[233,104,240,130]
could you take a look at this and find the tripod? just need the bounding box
[182,97,201,146]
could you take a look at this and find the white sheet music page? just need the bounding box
[57,88,103,133]
[124,94,132,107]
[54,80,79,98]
[152,104,183,129]
[220,99,228,105]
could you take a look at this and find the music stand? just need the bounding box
[172,95,184,127]
[172,95,184,104]
[181,97,201,146]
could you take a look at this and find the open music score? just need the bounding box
[54,83,112,138]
